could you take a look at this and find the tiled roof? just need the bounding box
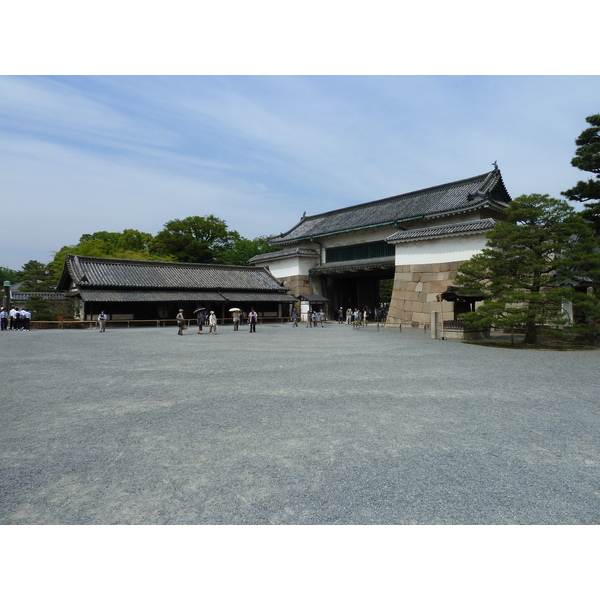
[268,169,510,245]
[248,247,319,264]
[58,255,289,292]
[386,218,497,243]
[78,290,226,303]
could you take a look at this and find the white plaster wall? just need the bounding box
[394,234,487,266]
[268,257,317,278]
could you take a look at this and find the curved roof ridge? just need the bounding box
[269,169,510,245]
[305,171,495,222]
[65,254,266,271]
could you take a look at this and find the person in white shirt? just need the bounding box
[208,311,217,334]
[9,307,17,330]
[0,308,7,331]
[23,309,31,330]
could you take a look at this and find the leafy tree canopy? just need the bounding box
[149,215,241,264]
[0,265,22,286]
[45,229,171,289]
[221,235,282,266]
[454,193,600,344]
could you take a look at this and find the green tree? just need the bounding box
[221,235,282,266]
[18,260,55,292]
[0,265,22,285]
[78,229,155,255]
[562,114,600,233]
[48,229,170,287]
[454,194,600,345]
[149,215,240,263]
[24,295,77,322]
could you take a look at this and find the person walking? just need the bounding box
[291,309,298,327]
[248,307,258,333]
[209,311,218,334]
[197,310,205,334]
[338,307,344,324]
[176,309,185,335]
[312,310,319,327]
[232,310,240,331]
[346,307,352,325]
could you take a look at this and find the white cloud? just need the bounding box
[1,75,599,270]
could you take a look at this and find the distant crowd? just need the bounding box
[0,307,31,331]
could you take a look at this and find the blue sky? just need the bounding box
[1,74,599,271]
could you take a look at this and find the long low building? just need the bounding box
[57,254,297,322]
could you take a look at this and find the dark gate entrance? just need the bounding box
[311,259,395,317]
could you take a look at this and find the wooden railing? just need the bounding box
[29,317,301,329]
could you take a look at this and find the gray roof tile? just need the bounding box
[59,255,289,292]
[269,169,510,245]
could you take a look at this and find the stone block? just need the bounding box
[394,272,414,283]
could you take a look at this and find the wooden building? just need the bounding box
[57,254,296,322]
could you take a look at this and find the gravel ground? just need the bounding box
[1,322,598,524]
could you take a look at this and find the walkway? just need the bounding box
[1,323,598,524]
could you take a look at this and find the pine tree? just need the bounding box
[562,114,600,233]
[454,194,600,344]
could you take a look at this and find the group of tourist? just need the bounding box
[338,306,387,325]
[0,307,31,331]
[305,309,327,327]
[176,308,259,336]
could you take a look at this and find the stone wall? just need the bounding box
[387,260,464,326]
[276,274,311,299]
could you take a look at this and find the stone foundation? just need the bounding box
[387,261,464,326]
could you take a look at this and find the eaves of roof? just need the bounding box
[311,256,395,274]
[248,247,319,264]
[78,290,297,303]
[282,215,425,244]
[423,197,509,222]
[386,218,497,244]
